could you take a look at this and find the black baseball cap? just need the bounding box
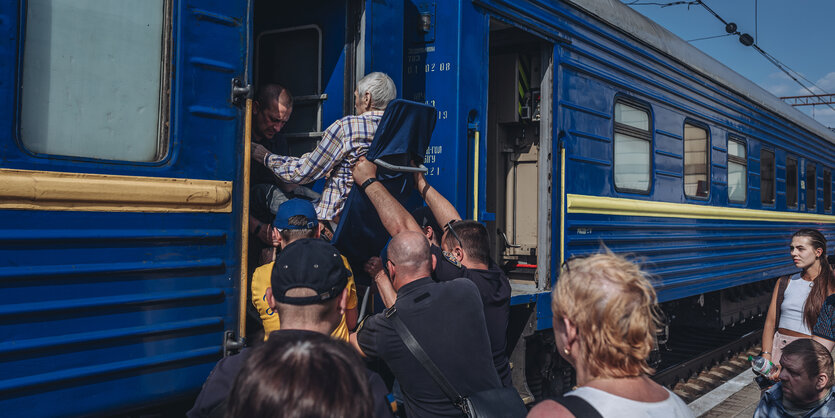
[270,238,351,305]
[410,206,441,236]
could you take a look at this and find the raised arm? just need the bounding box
[352,156,422,236]
[414,171,461,228]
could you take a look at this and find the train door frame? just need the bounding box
[537,54,553,291]
[484,22,553,293]
[255,24,325,139]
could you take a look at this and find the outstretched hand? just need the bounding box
[364,256,384,278]
[352,156,378,184]
[251,143,269,166]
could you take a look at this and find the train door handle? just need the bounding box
[499,229,521,249]
[231,78,252,107]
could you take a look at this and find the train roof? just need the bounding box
[567,0,835,143]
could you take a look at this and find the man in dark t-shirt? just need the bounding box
[352,157,513,387]
[352,232,501,417]
[428,220,512,387]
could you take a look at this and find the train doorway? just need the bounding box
[485,21,553,292]
[252,0,362,156]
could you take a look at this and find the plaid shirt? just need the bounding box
[754,383,835,418]
[264,110,384,221]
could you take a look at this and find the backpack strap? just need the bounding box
[774,275,791,329]
[550,394,603,418]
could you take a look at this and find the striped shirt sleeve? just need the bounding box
[264,119,347,184]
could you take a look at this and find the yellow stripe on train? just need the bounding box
[566,194,835,223]
[0,168,233,213]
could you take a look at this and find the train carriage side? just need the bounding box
[551,0,835,318]
[0,1,250,415]
[384,0,835,399]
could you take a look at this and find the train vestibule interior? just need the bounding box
[486,21,552,289]
[252,0,361,158]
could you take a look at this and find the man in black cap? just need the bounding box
[251,199,357,342]
[189,239,391,418]
[352,156,513,388]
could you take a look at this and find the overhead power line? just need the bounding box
[624,0,835,114]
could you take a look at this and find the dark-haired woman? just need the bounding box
[761,229,834,368]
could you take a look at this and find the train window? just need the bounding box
[806,162,816,210]
[613,102,651,193]
[787,157,798,208]
[684,123,709,198]
[727,138,746,203]
[761,149,775,204]
[20,0,169,162]
[826,170,832,211]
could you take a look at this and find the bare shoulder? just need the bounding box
[527,400,575,418]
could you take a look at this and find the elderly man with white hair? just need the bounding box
[252,72,396,226]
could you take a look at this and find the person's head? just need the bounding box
[384,231,435,289]
[226,332,373,418]
[267,239,351,334]
[791,229,827,271]
[552,252,662,379]
[253,84,293,141]
[791,229,834,330]
[778,339,834,405]
[441,220,490,268]
[354,72,396,114]
[271,199,320,247]
[410,206,442,246]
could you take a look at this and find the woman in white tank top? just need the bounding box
[761,229,834,370]
[528,253,693,418]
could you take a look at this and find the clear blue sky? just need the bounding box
[624,0,835,128]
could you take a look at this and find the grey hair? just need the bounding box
[357,72,396,110]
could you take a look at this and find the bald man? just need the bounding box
[351,232,501,417]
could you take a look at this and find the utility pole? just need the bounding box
[779,93,835,107]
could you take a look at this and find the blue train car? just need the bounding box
[2,0,834,414]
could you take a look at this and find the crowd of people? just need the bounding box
[186,72,835,417]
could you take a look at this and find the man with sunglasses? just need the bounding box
[352,157,513,388]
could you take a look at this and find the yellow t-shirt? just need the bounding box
[251,256,358,341]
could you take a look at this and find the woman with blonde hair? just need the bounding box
[528,252,693,417]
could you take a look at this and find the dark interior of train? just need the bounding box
[486,21,549,285]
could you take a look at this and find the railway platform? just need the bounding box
[689,369,761,417]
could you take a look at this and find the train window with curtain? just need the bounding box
[761,149,775,204]
[806,162,816,210]
[825,169,831,211]
[727,137,746,203]
[684,123,709,198]
[613,101,652,193]
[787,157,798,208]
[20,0,170,162]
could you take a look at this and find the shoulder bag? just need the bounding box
[385,307,527,418]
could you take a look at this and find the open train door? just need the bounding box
[0,0,251,415]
